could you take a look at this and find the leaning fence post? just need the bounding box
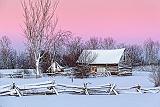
[84,83,89,95]
[51,81,59,95]
[11,82,22,97]
[109,84,118,95]
[52,87,59,95]
[15,87,22,97]
[136,84,142,94]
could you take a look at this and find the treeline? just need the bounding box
[0,35,159,71]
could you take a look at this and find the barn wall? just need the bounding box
[90,64,119,73]
[119,53,132,73]
[106,64,118,71]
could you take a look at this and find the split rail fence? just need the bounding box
[0,81,160,97]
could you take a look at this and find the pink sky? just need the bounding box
[0,0,160,49]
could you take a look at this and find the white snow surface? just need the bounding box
[0,71,160,107]
[78,48,125,64]
[1,94,160,107]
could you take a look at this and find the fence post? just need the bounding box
[84,83,89,95]
[11,82,22,97]
[109,84,118,95]
[136,85,142,94]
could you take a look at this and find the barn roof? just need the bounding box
[77,48,125,64]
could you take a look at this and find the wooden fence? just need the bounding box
[0,81,160,97]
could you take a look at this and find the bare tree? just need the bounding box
[101,37,116,49]
[125,44,143,66]
[143,38,159,65]
[85,37,102,50]
[0,36,14,69]
[16,51,31,69]
[21,0,59,76]
[75,50,97,78]
[51,30,71,62]
[9,50,17,69]
[40,51,52,73]
[62,36,84,67]
[77,50,97,66]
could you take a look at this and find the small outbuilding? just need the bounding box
[77,48,132,75]
[47,61,64,73]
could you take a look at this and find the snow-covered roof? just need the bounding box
[77,48,125,64]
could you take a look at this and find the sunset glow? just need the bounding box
[0,0,160,49]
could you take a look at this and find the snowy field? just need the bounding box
[0,71,160,107]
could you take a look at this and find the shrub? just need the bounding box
[150,67,160,87]
[73,66,90,78]
[0,73,2,78]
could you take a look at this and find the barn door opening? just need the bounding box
[90,66,97,73]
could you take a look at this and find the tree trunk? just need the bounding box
[35,53,41,76]
[36,59,40,76]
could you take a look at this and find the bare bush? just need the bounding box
[73,66,90,78]
[0,73,3,78]
[150,66,160,87]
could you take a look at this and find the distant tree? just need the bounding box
[25,47,36,69]
[101,37,116,49]
[125,44,143,66]
[85,37,102,50]
[116,43,126,49]
[50,30,71,64]
[0,36,16,69]
[40,51,52,73]
[116,43,143,66]
[63,36,84,67]
[143,38,159,65]
[9,50,17,69]
[16,51,31,69]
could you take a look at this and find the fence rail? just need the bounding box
[0,81,160,97]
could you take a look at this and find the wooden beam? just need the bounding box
[109,84,118,95]
[52,87,59,95]
[84,83,89,95]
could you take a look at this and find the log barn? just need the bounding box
[77,48,132,75]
